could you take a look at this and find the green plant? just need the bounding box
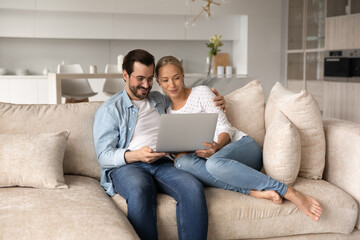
[206,34,223,58]
[206,34,223,76]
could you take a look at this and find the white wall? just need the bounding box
[0,38,233,75]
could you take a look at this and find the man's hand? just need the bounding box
[212,88,226,112]
[125,146,166,164]
[195,142,220,158]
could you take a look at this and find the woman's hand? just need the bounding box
[195,142,220,158]
[211,88,226,112]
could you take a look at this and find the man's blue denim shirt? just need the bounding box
[93,90,170,196]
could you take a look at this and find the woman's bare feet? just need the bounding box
[284,186,322,221]
[249,190,282,205]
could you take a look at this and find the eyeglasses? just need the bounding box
[130,74,154,84]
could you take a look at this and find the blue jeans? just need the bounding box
[110,157,208,240]
[175,136,288,197]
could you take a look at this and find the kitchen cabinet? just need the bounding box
[325,13,360,50]
[352,0,360,14]
[323,81,360,122]
[0,9,34,38]
[112,14,185,40]
[0,0,35,10]
[327,0,360,17]
[287,0,325,98]
[288,0,304,50]
[326,0,349,17]
[185,15,242,41]
[35,11,113,39]
[287,79,324,112]
[0,0,190,15]
[0,7,242,40]
[0,76,48,104]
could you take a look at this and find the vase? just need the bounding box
[206,55,214,77]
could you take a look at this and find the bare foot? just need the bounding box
[284,186,322,221]
[249,190,282,205]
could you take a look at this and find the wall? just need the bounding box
[0,38,232,75]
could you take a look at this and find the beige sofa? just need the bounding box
[0,80,359,240]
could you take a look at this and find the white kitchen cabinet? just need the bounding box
[0,76,48,104]
[323,81,360,123]
[0,4,243,41]
[35,11,113,39]
[0,78,10,103]
[113,14,185,40]
[287,79,324,113]
[35,0,189,15]
[0,9,34,37]
[185,15,242,41]
[325,13,360,50]
[0,0,35,10]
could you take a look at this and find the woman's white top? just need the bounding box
[167,86,246,143]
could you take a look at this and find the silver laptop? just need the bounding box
[155,113,218,153]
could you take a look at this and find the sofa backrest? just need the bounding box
[0,102,103,179]
[0,81,267,180]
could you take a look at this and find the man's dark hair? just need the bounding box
[122,49,155,76]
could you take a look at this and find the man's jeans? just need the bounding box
[175,136,288,197]
[110,157,208,240]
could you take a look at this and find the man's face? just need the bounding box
[123,62,154,100]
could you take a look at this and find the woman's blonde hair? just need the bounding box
[155,56,184,78]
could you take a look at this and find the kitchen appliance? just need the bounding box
[324,49,360,82]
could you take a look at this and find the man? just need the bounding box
[93,49,223,240]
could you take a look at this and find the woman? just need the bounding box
[155,56,322,221]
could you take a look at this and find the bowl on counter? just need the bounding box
[15,69,29,76]
[0,68,7,75]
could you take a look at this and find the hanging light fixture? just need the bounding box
[185,0,221,28]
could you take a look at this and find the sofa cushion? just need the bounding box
[0,175,139,240]
[0,131,69,189]
[265,82,325,179]
[225,80,266,148]
[0,102,102,179]
[112,177,358,240]
[263,110,301,186]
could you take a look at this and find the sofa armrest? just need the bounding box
[323,119,360,229]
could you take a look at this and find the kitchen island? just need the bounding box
[0,74,252,104]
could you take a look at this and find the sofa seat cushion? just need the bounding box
[0,175,139,240]
[112,177,358,240]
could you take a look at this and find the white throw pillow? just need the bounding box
[265,82,325,179]
[0,131,69,189]
[225,80,265,148]
[263,110,301,186]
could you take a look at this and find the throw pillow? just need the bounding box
[265,82,325,179]
[263,110,301,186]
[225,80,266,148]
[0,131,70,189]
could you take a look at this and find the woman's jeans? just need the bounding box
[110,157,208,240]
[175,136,288,197]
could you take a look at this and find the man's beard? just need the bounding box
[130,85,152,99]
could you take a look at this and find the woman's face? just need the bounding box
[157,64,184,98]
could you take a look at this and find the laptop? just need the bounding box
[155,113,218,153]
